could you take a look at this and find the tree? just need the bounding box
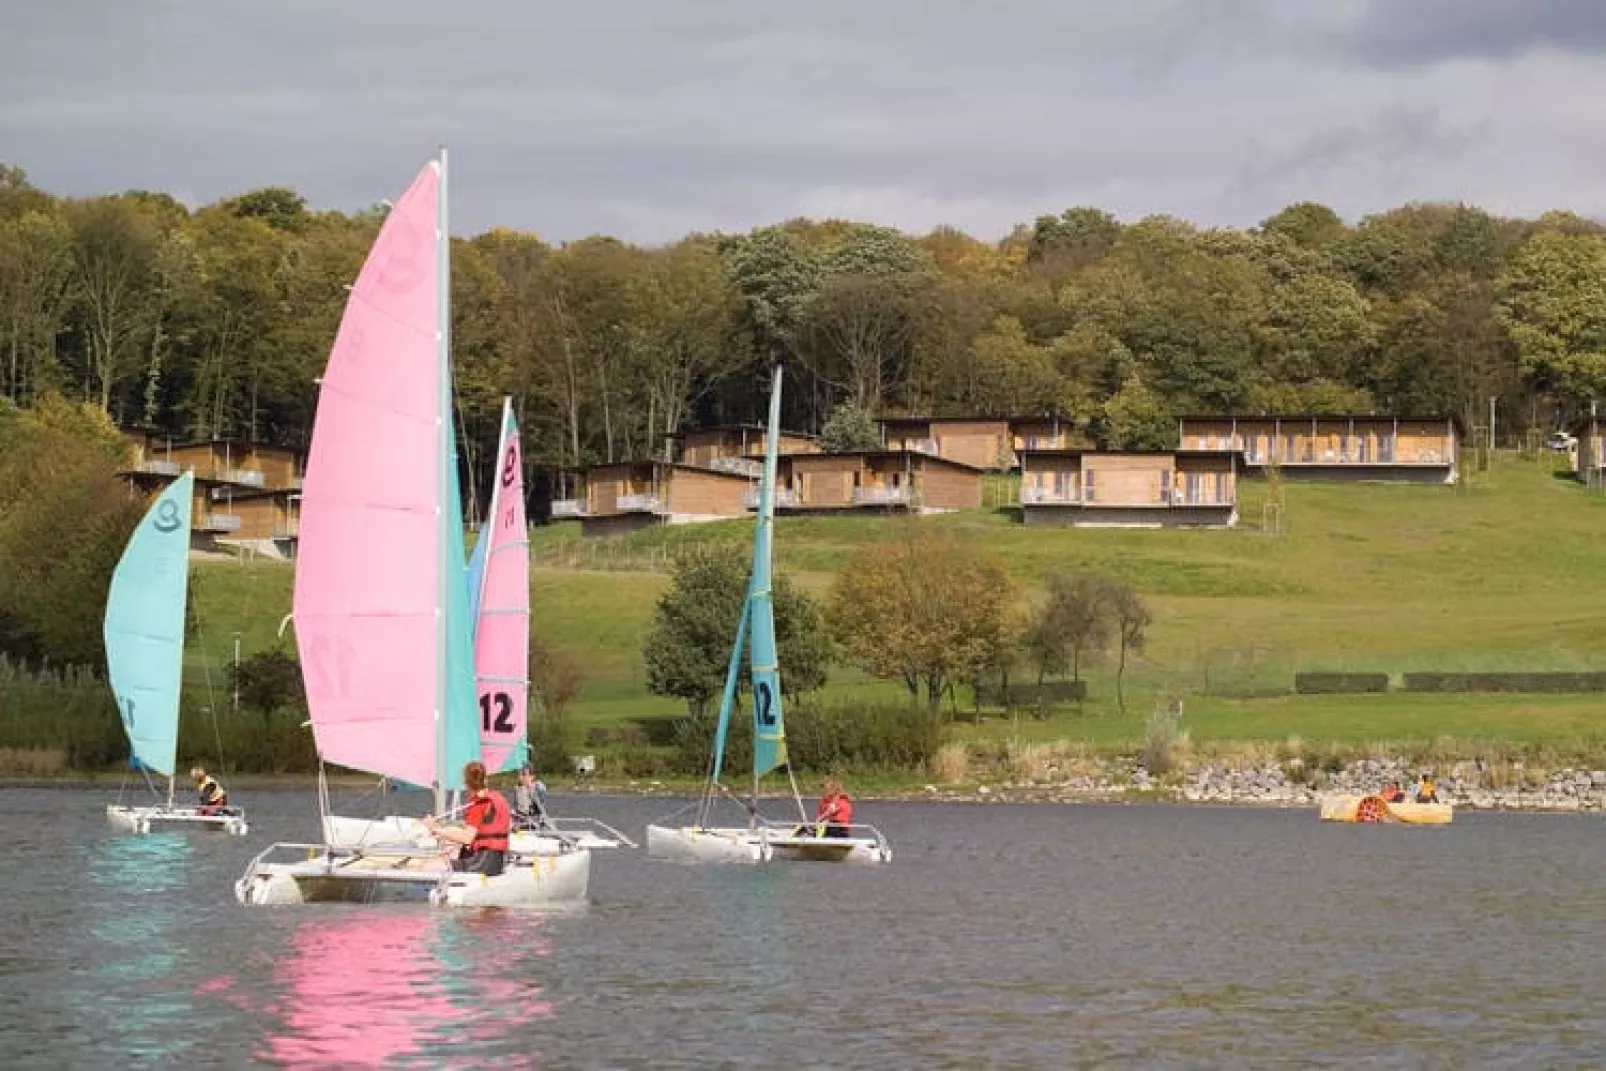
[829,532,1014,710]
[67,197,159,414]
[643,546,830,718]
[1100,372,1173,450]
[229,648,303,718]
[1024,572,1115,691]
[1496,230,1606,414]
[529,630,582,774]
[0,395,142,666]
[0,210,74,404]
[818,398,880,452]
[1107,582,1153,713]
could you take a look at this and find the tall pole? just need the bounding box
[1489,396,1496,455]
[232,632,241,715]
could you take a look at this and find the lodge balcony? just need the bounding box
[852,485,913,506]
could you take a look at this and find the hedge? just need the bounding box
[1401,672,1606,693]
[1294,672,1390,694]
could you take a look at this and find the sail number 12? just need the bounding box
[480,691,514,734]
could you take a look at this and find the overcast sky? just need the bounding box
[5,1,1606,243]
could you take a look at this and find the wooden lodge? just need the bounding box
[765,450,983,514]
[1573,413,1605,488]
[878,416,1015,471]
[1175,415,1462,484]
[119,432,304,553]
[1020,450,1238,528]
[560,461,752,537]
[673,424,820,477]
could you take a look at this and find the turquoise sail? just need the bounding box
[749,367,787,777]
[708,597,751,786]
[104,472,194,778]
[464,512,488,623]
[441,403,482,792]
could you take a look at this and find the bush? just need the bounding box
[1295,672,1390,694]
[975,680,1087,706]
[784,700,944,774]
[1141,700,1183,776]
[1402,672,1606,693]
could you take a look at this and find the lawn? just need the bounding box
[189,452,1606,754]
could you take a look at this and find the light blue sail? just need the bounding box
[749,367,788,777]
[104,472,194,778]
[441,401,482,792]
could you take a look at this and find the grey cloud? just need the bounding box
[1346,0,1606,66]
[2,2,1603,241]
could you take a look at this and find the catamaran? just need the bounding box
[318,396,633,855]
[105,470,248,837]
[645,367,891,865]
[235,150,589,907]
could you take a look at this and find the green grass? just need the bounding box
[186,452,1606,757]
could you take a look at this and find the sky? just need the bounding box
[5,1,1606,244]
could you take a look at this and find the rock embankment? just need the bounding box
[921,757,1606,812]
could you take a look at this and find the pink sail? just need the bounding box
[293,161,442,788]
[473,400,530,772]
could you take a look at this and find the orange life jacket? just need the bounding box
[466,789,510,852]
[816,792,853,827]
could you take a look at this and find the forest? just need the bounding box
[3,159,1604,512]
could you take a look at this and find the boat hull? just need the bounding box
[645,824,772,864]
[107,804,248,836]
[1319,795,1454,825]
[645,824,892,864]
[767,833,891,865]
[323,813,627,853]
[235,844,591,907]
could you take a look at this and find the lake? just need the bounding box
[4,786,1605,1068]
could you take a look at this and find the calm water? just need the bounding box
[3,787,1605,1069]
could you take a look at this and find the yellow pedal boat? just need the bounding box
[1320,794,1453,825]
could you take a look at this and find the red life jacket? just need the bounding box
[466,789,510,852]
[816,793,854,826]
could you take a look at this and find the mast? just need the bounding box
[433,145,451,817]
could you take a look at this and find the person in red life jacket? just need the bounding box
[1379,782,1406,803]
[423,761,510,876]
[191,767,228,815]
[816,778,854,838]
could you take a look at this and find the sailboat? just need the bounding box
[235,151,589,907]
[105,470,248,836]
[321,396,632,853]
[644,367,891,865]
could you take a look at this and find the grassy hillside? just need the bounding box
[187,452,1606,756]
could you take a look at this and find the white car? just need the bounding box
[1548,432,1577,451]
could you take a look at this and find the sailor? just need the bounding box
[815,778,854,838]
[1379,782,1406,803]
[513,765,550,830]
[424,761,510,876]
[191,767,228,815]
[1415,772,1439,804]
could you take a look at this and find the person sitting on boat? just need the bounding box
[815,778,854,839]
[513,765,550,830]
[191,767,228,815]
[1379,782,1406,804]
[423,761,510,876]
[1415,773,1439,804]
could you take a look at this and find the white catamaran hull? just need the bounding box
[235,845,591,908]
[646,822,892,865]
[107,804,248,836]
[323,814,630,853]
[645,824,772,864]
